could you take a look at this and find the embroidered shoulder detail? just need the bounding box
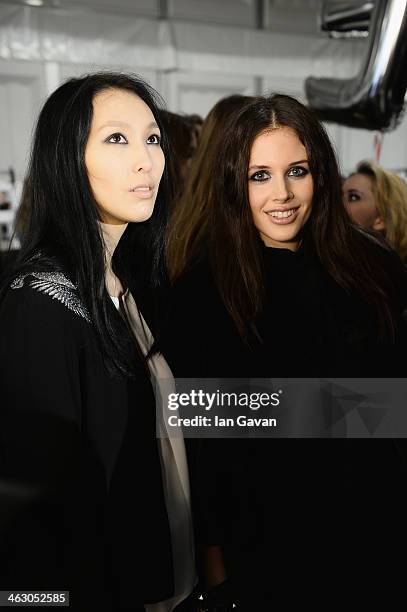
[11,272,91,323]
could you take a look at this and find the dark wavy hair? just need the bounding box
[166,94,254,280]
[173,93,396,341]
[1,72,170,377]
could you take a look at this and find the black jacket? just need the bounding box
[0,267,173,611]
[162,235,407,606]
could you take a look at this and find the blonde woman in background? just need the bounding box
[343,160,407,262]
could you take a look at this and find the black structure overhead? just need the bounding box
[320,1,374,37]
[306,0,407,131]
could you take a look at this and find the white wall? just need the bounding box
[0,59,46,180]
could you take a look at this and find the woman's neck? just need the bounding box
[99,221,128,298]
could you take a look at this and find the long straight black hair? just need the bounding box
[1,72,170,377]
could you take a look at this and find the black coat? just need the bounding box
[0,268,173,611]
[162,236,407,606]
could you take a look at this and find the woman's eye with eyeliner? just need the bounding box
[288,166,308,178]
[147,134,161,145]
[348,192,361,202]
[106,133,127,144]
[250,171,270,182]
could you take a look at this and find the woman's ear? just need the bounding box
[372,215,386,232]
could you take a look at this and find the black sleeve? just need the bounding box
[0,286,85,482]
[161,270,246,549]
[0,288,110,611]
[160,264,242,378]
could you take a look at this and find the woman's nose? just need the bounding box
[132,146,153,173]
[272,177,292,202]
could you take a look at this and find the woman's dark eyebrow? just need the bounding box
[288,159,309,166]
[248,164,269,171]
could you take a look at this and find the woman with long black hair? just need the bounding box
[0,73,195,612]
[164,94,407,608]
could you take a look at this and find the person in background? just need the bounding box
[166,94,254,279]
[0,72,195,612]
[183,113,203,150]
[163,94,407,609]
[160,111,202,211]
[343,159,407,263]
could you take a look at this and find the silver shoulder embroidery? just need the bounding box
[11,272,91,323]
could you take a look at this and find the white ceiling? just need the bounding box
[0,0,373,37]
[0,0,323,34]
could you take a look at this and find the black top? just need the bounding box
[164,233,407,378]
[162,235,407,606]
[0,268,173,611]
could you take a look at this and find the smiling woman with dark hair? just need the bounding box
[0,73,195,612]
[164,94,407,608]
